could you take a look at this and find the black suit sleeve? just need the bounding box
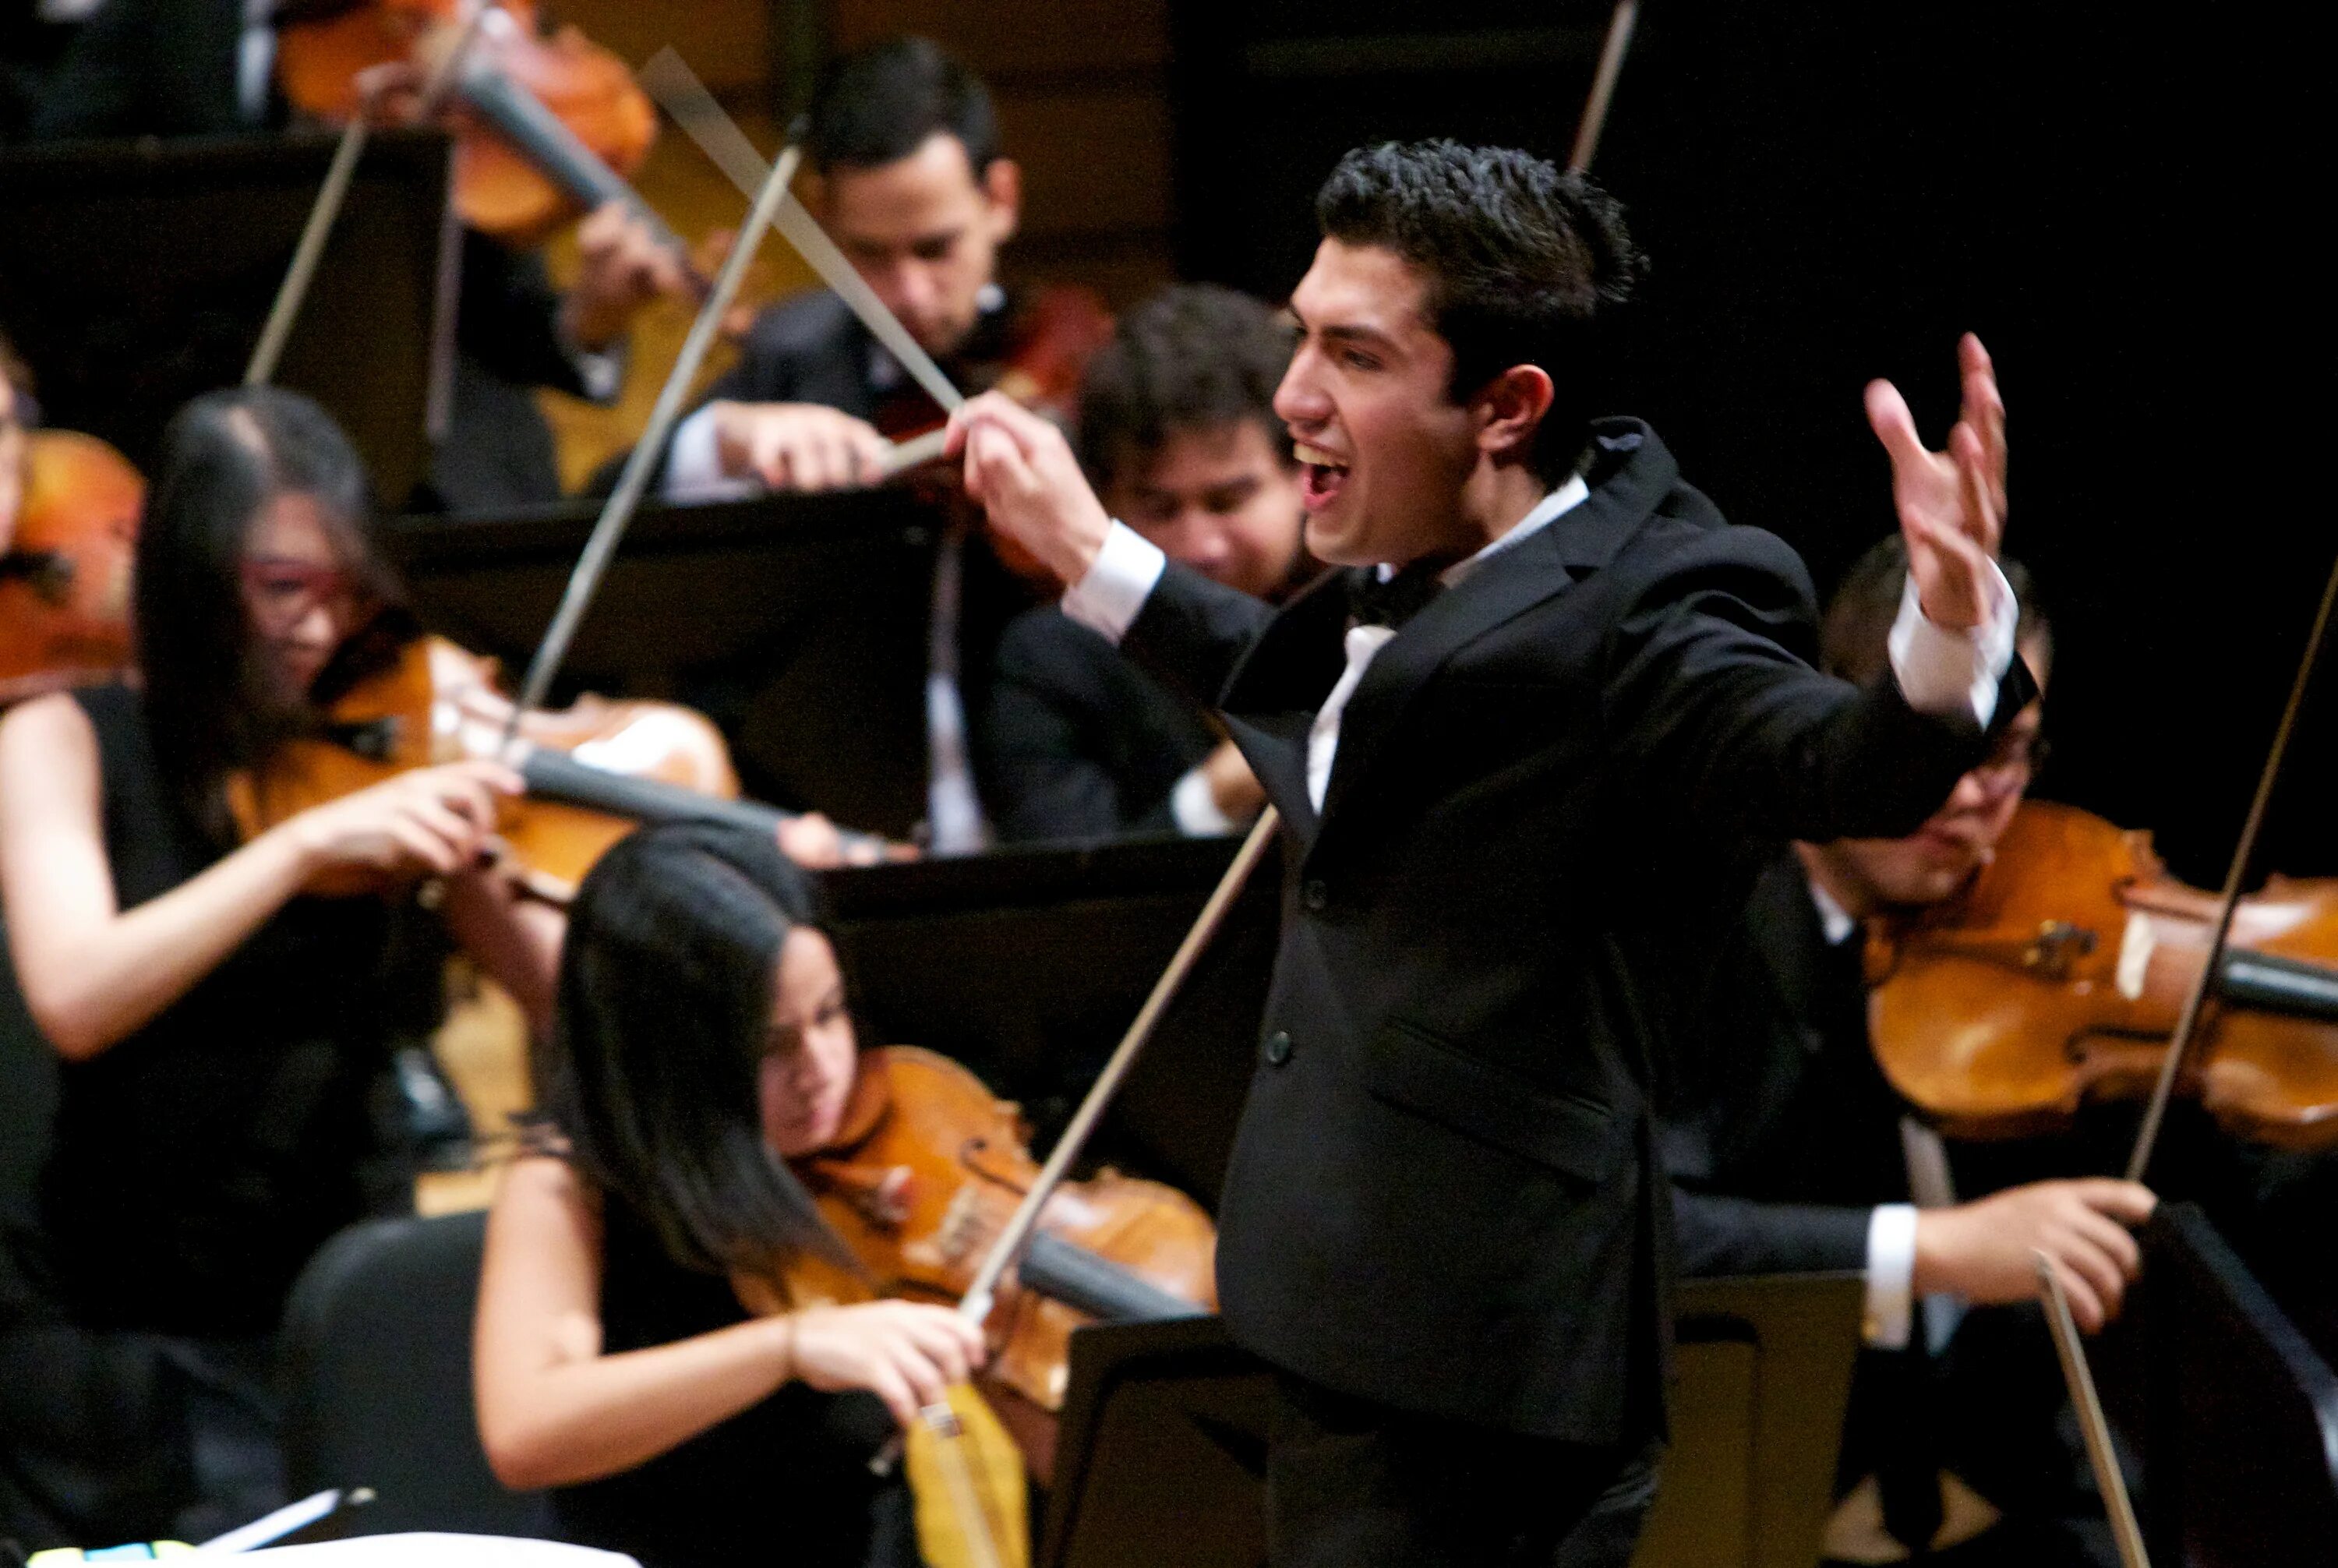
[456,231,595,400]
[1119,559,1279,713]
[1671,1185,1875,1279]
[980,616,1179,842]
[1608,525,2036,849]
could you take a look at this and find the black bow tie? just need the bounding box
[1348,563,1444,630]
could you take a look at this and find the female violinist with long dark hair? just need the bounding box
[0,386,560,1549]
[473,819,984,1568]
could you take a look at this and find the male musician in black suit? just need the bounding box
[647,36,1108,852]
[22,0,683,510]
[945,139,2035,1565]
[1666,538,2156,1565]
[653,36,1104,500]
[978,284,1305,842]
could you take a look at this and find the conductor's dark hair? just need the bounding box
[1314,140,1646,483]
[540,821,856,1280]
[1076,284,1298,490]
[1821,535,2051,688]
[136,386,408,846]
[807,36,999,175]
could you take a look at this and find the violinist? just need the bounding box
[0,387,560,1549]
[1664,536,2156,1566]
[655,35,1106,500]
[645,34,1108,854]
[945,139,2034,1566]
[977,284,1305,843]
[24,0,688,511]
[473,819,985,1568]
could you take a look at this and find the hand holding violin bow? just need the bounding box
[944,391,1114,588]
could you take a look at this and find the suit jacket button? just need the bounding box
[1301,879,1329,913]
[1263,1029,1293,1066]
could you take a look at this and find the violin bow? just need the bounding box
[497,120,804,745]
[2034,1252,2153,1567]
[1569,2,1641,173]
[245,5,491,389]
[2126,547,2338,1181]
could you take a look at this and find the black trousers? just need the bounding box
[1266,1372,1663,1568]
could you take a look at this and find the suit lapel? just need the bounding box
[1314,425,1676,832]
[1219,571,1352,844]
[1315,525,1577,828]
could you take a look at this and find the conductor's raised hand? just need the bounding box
[944,392,1112,587]
[1865,333,2007,633]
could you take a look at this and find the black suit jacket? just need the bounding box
[1663,853,1913,1279]
[977,606,1219,843]
[1121,419,2034,1445]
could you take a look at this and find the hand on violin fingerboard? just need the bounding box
[945,392,1114,588]
[1866,332,2008,633]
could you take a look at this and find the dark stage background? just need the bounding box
[1171,1,2324,887]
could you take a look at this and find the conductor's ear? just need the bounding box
[1474,364,1554,468]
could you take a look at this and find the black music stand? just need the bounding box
[386,489,942,839]
[0,128,448,504]
[1038,1316,1272,1568]
[2128,1202,2338,1566]
[1035,1276,1863,1568]
[821,834,1279,1206]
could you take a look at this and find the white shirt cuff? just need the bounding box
[1886,557,2018,726]
[1170,765,1238,837]
[662,404,758,503]
[1060,521,1165,646]
[1863,1202,1920,1349]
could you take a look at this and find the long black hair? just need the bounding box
[539,820,855,1278]
[135,386,409,845]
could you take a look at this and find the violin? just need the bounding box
[782,1044,1217,1485]
[868,287,1114,449]
[0,429,142,706]
[228,632,892,901]
[1867,798,2338,1149]
[274,0,698,274]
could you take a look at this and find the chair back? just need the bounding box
[280,1211,553,1539]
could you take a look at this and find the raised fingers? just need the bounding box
[1864,378,1928,472]
[1958,334,2007,516]
[1950,422,2001,555]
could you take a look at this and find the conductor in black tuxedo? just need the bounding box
[945,141,2035,1565]
[1666,539,2156,1564]
[978,284,1307,842]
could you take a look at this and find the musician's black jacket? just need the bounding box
[1662,852,1913,1278]
[977,605,1217,842]
[1118,419,2034,1446]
